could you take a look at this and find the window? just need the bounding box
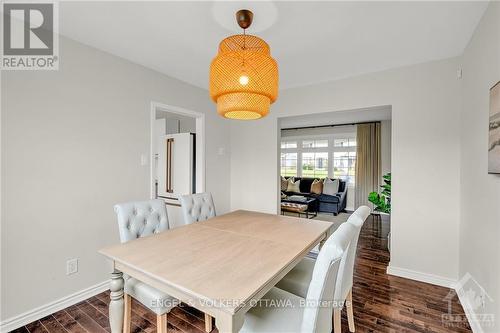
[281,141,297,149]
[302,139,328,148]
[334,138,356,147]
[280,152,297,177]
[280,135,356,183]
[302,152,328,178]
[333,151,356,184]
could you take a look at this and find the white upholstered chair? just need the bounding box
[178,192,216,224]
[177,192,217,331]
[276,206,371,333]
[113,199,176,333]
[239,222,357,333]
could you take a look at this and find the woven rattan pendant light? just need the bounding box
[210,9,278,120]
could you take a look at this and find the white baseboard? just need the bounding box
[0,280,109,333]
[387,265,457,288]
[456,287,484,333]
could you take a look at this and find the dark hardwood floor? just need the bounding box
[10,215,471,333]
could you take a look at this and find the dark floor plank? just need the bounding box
[25,321,49,333]
[166,311,205,333]
[52,310,88,333]
[76,301,111,332]
[65,305,107,333]
[39,316,68,333]
[170,307,206,332]
[88,295,143,333]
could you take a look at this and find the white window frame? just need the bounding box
[280,132,357,183]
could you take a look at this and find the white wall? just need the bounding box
[0,36,231,320]
[459,2,500,331]
[380,119,392,179]
[231,57,462,283]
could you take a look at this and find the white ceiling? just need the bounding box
[59,1,488,90]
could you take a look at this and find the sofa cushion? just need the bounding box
[318,193,340,203]
[287,178,301,193]
[310,179,323,194]
[298,177,314,193]
[323,178,339,195]
[338,179,347,192]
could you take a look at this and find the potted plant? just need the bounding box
[368,172,391,214]
[368,172,391,251]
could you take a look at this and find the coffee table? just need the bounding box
[281,197,318,219]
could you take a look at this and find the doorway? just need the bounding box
[150,102,205,227]
[277,106,392,252]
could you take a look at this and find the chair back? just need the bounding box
[179,192,216,224]
[301,223,356,333]
[352,205,371,223]
[334,206,371,304]
[114,199,169,243]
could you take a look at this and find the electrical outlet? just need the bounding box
[66,258,78,275]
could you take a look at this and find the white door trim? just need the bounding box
[150,102,206,199]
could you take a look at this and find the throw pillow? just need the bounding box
[310,179,323,195]
[287,178,301,193]
[323,178,339,195]
[281,176,288,191]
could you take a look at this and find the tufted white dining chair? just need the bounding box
[334,206,371,332]
[239,222,357,333]
[114,199,175,333]
[276,206,371,333]
[178,192,217,331]
[178,192,216,225]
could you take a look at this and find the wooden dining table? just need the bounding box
[99,210,333,333]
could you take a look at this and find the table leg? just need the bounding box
[109,270,125,333]
[216,313,244,333]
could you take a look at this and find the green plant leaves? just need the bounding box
[367,172,391,214]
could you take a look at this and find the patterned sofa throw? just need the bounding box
[281,176,289,191]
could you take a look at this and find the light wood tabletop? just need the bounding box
[100,210,333,333]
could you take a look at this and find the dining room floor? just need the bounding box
[10,215,471,333]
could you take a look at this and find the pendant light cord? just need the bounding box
[242,28,246,67]
[243,28,246,49]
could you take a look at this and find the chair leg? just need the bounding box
[347,289,356,332]
[333,308,342,333]
[204,313,213,332]
[123,293,131,333]
[157,313,167,333]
